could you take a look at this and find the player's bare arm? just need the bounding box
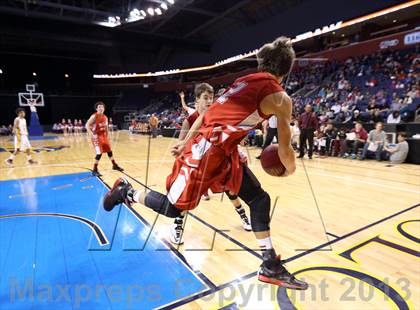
[13,118,19,135]
[260,92,295,176]
[178,119,191,141]
[179,91,189,113]
[171,112,204,157]
[85,114,96,136]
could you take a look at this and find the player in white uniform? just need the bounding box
[179,91,196,116]
[5,108,37,165]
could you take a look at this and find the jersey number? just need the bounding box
[216,82,248,104]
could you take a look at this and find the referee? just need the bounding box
[256,115,278,159]
[298,104,318,159]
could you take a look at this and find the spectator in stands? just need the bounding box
[360,122,386,160]
[52,123,60,133]
[352,110,362,123]
[0,125,10,135]
[298,104,318,159]
[254,128,264,147]
[343,122,368,159]
[382,132,409,164]
[387,111,401,124]
[290,120,300,151]
[371,110,384,123]
[390,98,403,111]
[324,122,337,155]
[331,101,341,115]
[129,119,137,134]
[247,129,256,146]
[149,114,159,138]
[314,124,327,157]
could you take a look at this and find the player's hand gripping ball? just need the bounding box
[260,145,286,177]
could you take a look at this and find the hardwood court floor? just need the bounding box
[1,131,419,309]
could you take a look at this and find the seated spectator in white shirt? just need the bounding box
[360,122,386,160]
[382,132,409,164]
[387,111,401,124]
[331,102,341,114]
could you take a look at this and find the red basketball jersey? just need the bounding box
[93,113,108,135]
[186,111,199,127]
[200,72,284,151]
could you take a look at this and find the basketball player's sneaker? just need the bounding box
[170,218,184,245]
[235,207,252,231]
[201,193,210,201]
[258,249,308,290]
[5,158,13,166]
[240,214,252,231]
[92,170,102,177]
[103,177,133,211]
[112,164,124,172]
[28,159,38,165]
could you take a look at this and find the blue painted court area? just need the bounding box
[0,172,206,309]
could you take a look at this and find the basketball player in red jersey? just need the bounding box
[86,101,123,176]
[171,83,251,245]
[104,37,308,289]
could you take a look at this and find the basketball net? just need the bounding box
[28,99,38,113]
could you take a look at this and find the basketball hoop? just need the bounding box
[18,84,44,108]
[27,99,38,112]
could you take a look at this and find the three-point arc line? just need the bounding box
[0,213,109,246]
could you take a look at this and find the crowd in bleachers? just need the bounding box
[291,48,419,124]
[126,47,418,163]
[0,124,13,136]
[52,118,117,135]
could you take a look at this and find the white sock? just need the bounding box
[133,190,141,203]
[8,154,15,160]
[257,237,273,251]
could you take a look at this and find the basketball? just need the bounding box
[260,144,286,176]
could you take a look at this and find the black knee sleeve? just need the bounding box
[248,191,271,232]
[144,191,182,218]
[107,151,113,158]
[95,154,102,161]
[224,191,238,201]
[238,165,271,232]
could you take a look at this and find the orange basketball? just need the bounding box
[260,144,286,176]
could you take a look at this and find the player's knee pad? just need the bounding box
[249,190,271,232]
[107,151,113,158]
[144,191,182,218]
[95,154,102,161]
[224,191,238,201]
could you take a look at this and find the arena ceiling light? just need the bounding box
[0,69,3,74]
[94,0,419,78]
[155,8,162,15]
[161,3,168,10]
[147,8,155,16]
[127,8,145,22]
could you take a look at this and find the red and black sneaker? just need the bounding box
[103,177,133,211]
[112,164,124,172]
[258,249,308,290]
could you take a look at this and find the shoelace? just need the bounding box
[175,225,183,238]
[241,215,250,224]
